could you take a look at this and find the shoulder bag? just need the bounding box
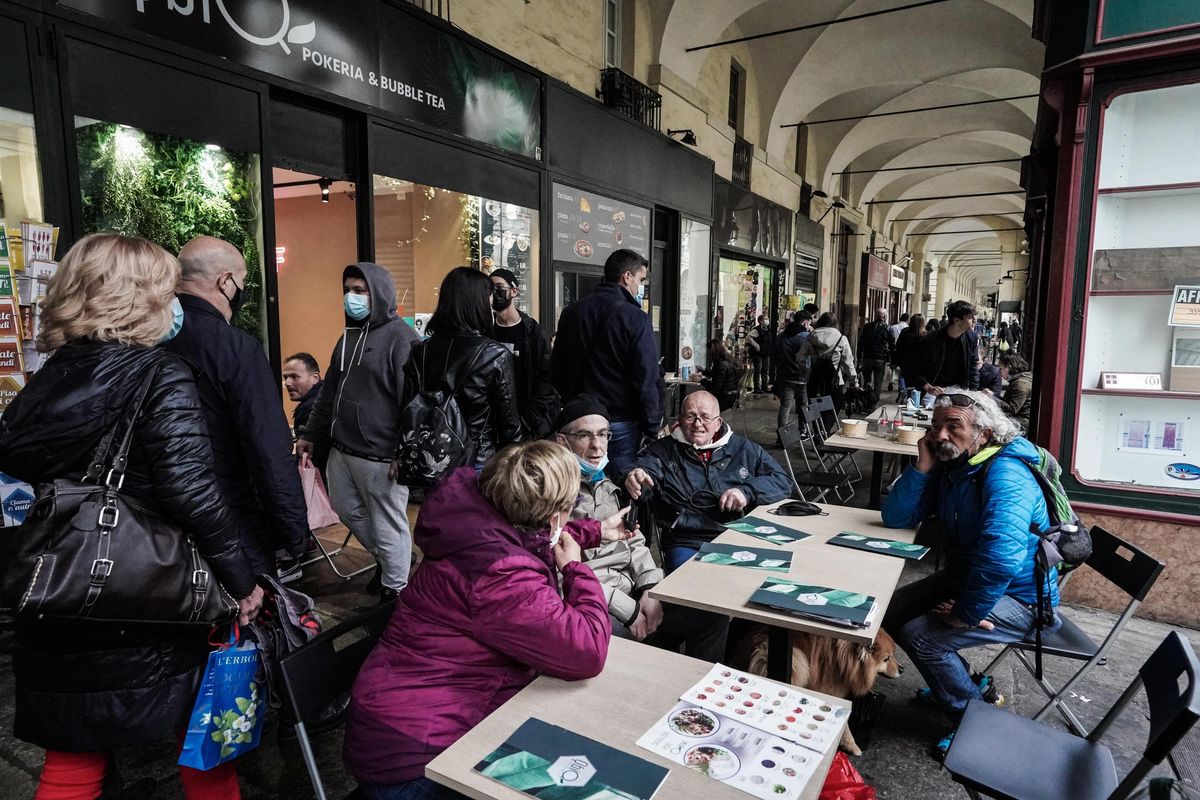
[0,366,239,625]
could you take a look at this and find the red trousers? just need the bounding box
[34,749,240,800]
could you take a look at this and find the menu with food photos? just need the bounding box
[637,664,849,799]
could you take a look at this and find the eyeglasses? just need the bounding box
[561,430,611,443]
[680,414,719,425]
[935,393,978,409]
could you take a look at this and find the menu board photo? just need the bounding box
[478,199,534,315]
[552,183,649,267]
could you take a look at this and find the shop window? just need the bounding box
[74,120,265,339]
[717,257,772,363]
[728,62,744,134]
[0,108,43,225]
[372,174,539,333]
[677,220,711,371]
[604,0,621,70]
[1074,79,1200,497]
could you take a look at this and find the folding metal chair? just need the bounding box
[776,421,852,503]
[978,526,1165,735]
[301,528,375,581]
[805,395,864,483]
[279,600,397,800]
[945,630,1200,800]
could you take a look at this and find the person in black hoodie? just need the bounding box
[164,235,308,577]
[489,267,559,438]
[0,233,262,798]
[299,263,420,599]
[551,249,662,474]
[401,266,523,470]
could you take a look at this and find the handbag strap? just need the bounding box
[90,364,161,489]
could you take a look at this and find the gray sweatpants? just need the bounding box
[327,448,412,590]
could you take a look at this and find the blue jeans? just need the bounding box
[359,777,469,800]
[608,420,641,475]
[886,571,1061,719]
[664,545,699,573]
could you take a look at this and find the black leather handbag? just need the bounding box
[0,367,239,625]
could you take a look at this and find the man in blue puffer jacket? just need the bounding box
[882,389,1061,756]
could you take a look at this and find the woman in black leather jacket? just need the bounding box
[402,267,523,467]
[0,233,262,798]
[697,338,742,411]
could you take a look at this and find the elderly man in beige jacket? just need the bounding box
[557,394,728,661]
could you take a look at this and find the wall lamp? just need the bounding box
[318,178,332,203]
[667,128,698,146]
[817,199,846,224]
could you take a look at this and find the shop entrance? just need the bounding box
[717,256,777,365]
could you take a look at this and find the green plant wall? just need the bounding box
[76,123,264,339]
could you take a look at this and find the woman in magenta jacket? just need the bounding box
[345,440,633,799]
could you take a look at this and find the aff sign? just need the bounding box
[1169,285,1200,327]
[58,0,542,159]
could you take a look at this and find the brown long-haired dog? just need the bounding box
[741,626,903,756]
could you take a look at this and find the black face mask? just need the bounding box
[222,275,245,317]
[492,286,513,312]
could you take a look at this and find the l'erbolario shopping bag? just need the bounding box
[179,631,265,770]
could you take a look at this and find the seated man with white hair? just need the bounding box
[881,389,1062,759]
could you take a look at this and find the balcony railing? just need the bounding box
[732,135,752,189]
[600,68,662,131]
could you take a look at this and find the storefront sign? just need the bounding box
[864,254,890,289]
[905,271,916,294]
[1169,284,1200,327]
[58,0,542,159]
[889,265,906,290]
[714,179,791,261]
[1098,0,1200,42]
[551,183,649,266]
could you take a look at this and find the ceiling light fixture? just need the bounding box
[318,178,331,203]
[817,199,846,224]
[667,129,698,146]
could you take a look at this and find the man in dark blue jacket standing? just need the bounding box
[551,249,661,474]
[164,236,308,578]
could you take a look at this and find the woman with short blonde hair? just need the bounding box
[346,445,635,799]
[36,232,181,351]
[0,232,262,799]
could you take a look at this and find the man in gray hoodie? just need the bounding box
[298,263,419,599]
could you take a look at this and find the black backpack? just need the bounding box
[394,343,485,488]
[807,334,845,397]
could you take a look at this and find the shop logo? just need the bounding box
[135,1,317,55]
[2,488,33,525]
[548,756,595,787]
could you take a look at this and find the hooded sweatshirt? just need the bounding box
[304,262,419,461]
[797,327,858,388]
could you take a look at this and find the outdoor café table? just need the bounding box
[865,404,933,428]
[425,636,849,800]
[647,500,917,682]
[664,376,703,418]
[821,432,918,510]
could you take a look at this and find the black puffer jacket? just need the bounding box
[0,341,256,751]
[402,332,523,466]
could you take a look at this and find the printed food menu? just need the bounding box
[725,516,812,545]
[695,542,792,572]
[637,664,849,799]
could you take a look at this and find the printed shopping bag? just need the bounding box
[299,457,340,530]
[179,630,265,770]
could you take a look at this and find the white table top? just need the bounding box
[823,432,919,457]
[647,500,917,646]
[426,637,847,800]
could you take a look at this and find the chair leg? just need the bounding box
[295,722,329,800]
[1010,649,1089,736]
[980,645,1013,676]
[302,529,375,581]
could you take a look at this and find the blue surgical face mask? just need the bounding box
[344,292,370,321]
[159,297,184,343]
[577,455,609,484]
[634,284,646,305]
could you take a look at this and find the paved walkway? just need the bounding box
[0,393,1193,798]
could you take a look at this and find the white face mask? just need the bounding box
[549,512,564,547]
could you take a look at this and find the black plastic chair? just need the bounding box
[800,399,863,484]
[777,421,852,503]
[279,600,397,800]
[944,630,1200,800]
[979,526,1165,735]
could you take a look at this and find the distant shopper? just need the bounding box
[889,313,909,345]
[698,338,742,412]
[904,300,980,394]
[299,263,420,601]
[997,352,1034,431]
[345,442,628,798]
[402,267,523,470]
[0,233,262,800]
[284,351,329,477]
[802,302,821,318]
[551,249,661,473]
[894,314,926,381]
[889,313,909,390]
[857,308,893,396]
[977,352,1004,396]
[796,312,858,410]
[490,267,559,438]
[774,310,814,432]
[746,314,774,393]
[164,236,308,578]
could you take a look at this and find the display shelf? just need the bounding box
[1081,388,1200,400]
[1097,81,1200,190]
[1098,180,1200,195]
[1075,393,1197,494]
[1092,188,1200,251]
[1088,289,1173,297]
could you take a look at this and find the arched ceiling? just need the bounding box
[655,0,1041,286]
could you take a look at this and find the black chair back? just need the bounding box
[1085,526,1165,603]
[280,600,396,725]
[1142,631,1200,765]
[778,421,804,449]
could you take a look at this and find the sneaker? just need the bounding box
[932,729,955,761]
[914,673,1004,709]
[276,558,303,584]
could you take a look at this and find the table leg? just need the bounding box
[766,626,792,683]
[868,451,885,509]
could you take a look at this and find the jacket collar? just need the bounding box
[178,293,228,323]
[672,423,734,452]
[598,281,639,306]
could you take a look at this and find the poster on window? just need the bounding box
[478,199,533,314]
[1117,415,1187,454]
